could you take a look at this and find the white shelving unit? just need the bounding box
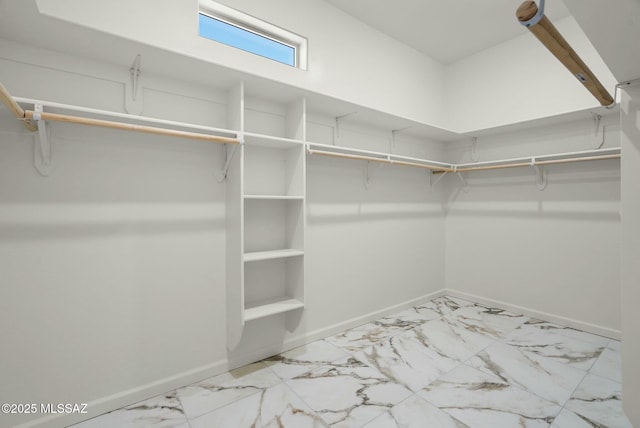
[244,297,306,322]
[226,90,307,350]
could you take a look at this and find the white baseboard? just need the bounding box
[12,359,229,428]
[16,289,447,428]
[445,288,622,340]
[21,287,617,428]
[226,288,448,369]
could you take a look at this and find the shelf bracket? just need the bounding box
[592,113,605,149]
[530,158,547,191]
[216,134,243,183]
[32,104,54,177]
[363,158,386,190]
[454,166,469,193]
[125,54,143,115]
[430,170,448,187]
[333,112,357,146]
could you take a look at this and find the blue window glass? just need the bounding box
[198,13,295,66]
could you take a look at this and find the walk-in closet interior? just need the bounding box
[1,0,639,427]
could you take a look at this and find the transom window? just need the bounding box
[198,1,307,69]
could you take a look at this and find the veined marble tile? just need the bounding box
[263,340,349,380]
[176,362,281,419]
[564,373,632,428]
[590,347,621,383]
[71,392,188,428]
[467,341,586,405]
[418,364,561,428]
[286,356,412,428]
[413,296,476,317]
[326,322,398,353]
[353,335,459,392]
[362,395,468,428]
[504,321,605,371]
[445,304,528,340]
[519,320,610,347]
[550,408,608,428]
[402,315,495,363]
[189,382,327,428]
[374,306,442,330]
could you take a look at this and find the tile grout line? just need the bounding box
[553,367,591,422]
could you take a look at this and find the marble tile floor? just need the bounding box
[71,296,631,428]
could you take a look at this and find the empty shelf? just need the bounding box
[244,195,304,200]
[244,249,304,262]
[244,298,304,321]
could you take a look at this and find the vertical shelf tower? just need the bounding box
[226,84,306,350]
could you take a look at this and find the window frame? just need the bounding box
[198,0,307,70]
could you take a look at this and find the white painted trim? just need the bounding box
[445,288,622,340]
[227,288,448,369]
[198,0,308,70]
[13,358,229,428]
[11,284,623,428]
[18,289,446,428]
[19,286,620,428]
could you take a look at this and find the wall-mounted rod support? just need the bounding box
[516,1,615,106]
[23,110,240,145]
[0,83,37,131]
[217,140,242,183]
[129,54,142,102]
[33,104,52,171]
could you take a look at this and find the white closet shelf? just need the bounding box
[243,132,305,149]
[244,249,304,262]
[244,298,304,321]
[244,194,304,200]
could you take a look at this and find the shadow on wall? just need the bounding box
[0,217,225,242]
[443,158,620,223]
[306,156,447,225]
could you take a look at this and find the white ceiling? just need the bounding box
[325,0,571,64]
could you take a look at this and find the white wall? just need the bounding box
[30,0,446,127]
[444,115,622,336]
[3,1,620,133]
[443,16,619,133]
[0,40,447,428]
[303,118,447,331]
[563,0,640,84]
[0,46,231,428]
[620,86,640,426]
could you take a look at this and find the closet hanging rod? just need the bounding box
[454,153,620,173]
[13,96,239,142]
[22,110,239,145]
[307,148,451,172]
[307,141,453,168]
[516,0,614,106]
[456,147,620,169]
